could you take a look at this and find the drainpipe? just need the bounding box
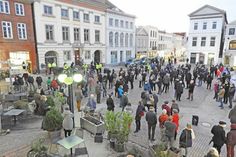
[31,2,40,73]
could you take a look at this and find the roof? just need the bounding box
[189,4,226,17]
[228,20,236,25]
[136,27,148,36]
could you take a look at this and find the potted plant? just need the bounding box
[27,138,48,157]
[115,112,133,152]
[42,107,63,140]
[46,96,55,108]
[149,143,168,157]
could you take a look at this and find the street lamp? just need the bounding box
[58,68,83,127]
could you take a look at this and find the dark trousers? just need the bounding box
[229,96,234,108]
[97,93,101,103]
[130,81,134,89]
[148,124,156,140]
[176,93,181,101]
[64,129,72,137]
[207,83,211,89]
[213,143,222,155]
[139,81,142,88]
[224,95,229,104]
[188,92,193,100]
[227,144,235,157]
[135,120,141,131]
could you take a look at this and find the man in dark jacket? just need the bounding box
[134,101,145,133]
[145,107,157,141]
[187,80,195,101]
[228,84,235,108]
[121,92,129,111]
[152,92,158,113]
[106,94,114,111]
[211,121,227,154]
[229,105,236,124]
[226,124,236,157]
[164,116,176,148]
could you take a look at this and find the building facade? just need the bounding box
[33,0,106,69]
[223,20,236,66]
[187,5,228,65]
[0,0,37,72]
[105,1,135,64]
[135,26,148,58]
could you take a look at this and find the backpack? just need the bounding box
[28,76,34,83]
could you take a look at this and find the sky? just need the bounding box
[108,0,236,33]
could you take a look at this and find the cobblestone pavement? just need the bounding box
[0,66,235,157]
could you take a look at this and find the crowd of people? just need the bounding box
[9,58,236,157]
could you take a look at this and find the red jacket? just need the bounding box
[172,113,179,131]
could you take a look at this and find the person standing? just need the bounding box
[164,116,176,148]
[62,105,74,137]
[228,84,235,108]
[226,124,236,157]
[152,92,159,113]
[86,94,96,112]
[172,109,180,140]
[134,101,145,133]
[95,81,102,104]
[171,100,180,115]
[228,105,236,124]
[106,94,114,111]
[75,86,83,112]
[179,124,195,157]
[187,80,195,101]
[206,74,213,90]
[210,121,227,155]
[121,92,129,111]
[145,107,157,141]
[159,109,169,141]
[218,86,225,109]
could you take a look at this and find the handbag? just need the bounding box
[140,111,144,117]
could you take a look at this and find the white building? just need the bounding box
[187,5,228,65]
[33,0,106,69]
[135,26,158,58]
[105,1,136,64]
[135,27,149,57]
[223,20,236,66]
[157,30,174,57]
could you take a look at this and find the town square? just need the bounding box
[0,0,236,157]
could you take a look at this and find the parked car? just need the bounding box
[125,58,135,67]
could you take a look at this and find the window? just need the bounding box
[45,25,54,41]
[194,23,198,30]
[111,51,117,63]
[203,22,207,30]
[150,31,152,37]
[109,32,113,47]
[83,13,89,22]
[0,1,10,14]
[84,29,89,42]
[210,37,216,47]
[115,19,119,27]
[43,5,53,15]
[120,20,124,28]
[15,3,24,16]
[192,37,197,46]
[229,28,235,35]
[85,51,91,59]
[229,40,236,50]
[130,34,133,47]
[201,37,206,46]
[74,28,80,42]
[126,51,131,61]
[130,22,133,29]
[120,33,124,47]
[61,9,69,18]
[212,22,217,29]
[94,15,100,23]
[95,30,100,43]
[1,21,12,38]
[109,18,113,26]
[115,32,119,47]
[63,51,71,61]
[17,23,27,39]
[125,33,128,47]
[62,27,69,41]
[73,11,79,20]
[125,21,128,28]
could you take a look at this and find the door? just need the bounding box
[94,50,100,63]
[120,51,123,62]
[190,53,196,64]
[74,49,80,65]
[199,53,205,64]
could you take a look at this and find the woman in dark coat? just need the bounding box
[179,124,195,157]
[134,101,145,133]
[106,94,114,111]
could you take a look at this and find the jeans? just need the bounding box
[165,136,174,148]
[219,97,224,108]
[135,120,141,131]
[198,79,202,86]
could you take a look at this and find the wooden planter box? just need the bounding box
[80,116,105,135]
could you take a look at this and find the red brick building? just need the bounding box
[0,0,37,72]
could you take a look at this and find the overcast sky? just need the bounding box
[108,0,236,33]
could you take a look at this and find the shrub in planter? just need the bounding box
[27,138,48,157]
[14,99,28,109]
[41,107,63,131]
[46,96,55,108]
[150,144,168,157]
[104,111,120,139]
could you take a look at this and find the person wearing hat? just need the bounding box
[228,83,235,109]
[159,109,169,141]
[218,85,225,109]
[145,106,157,141]
[172,109,180,140]
[164,116,176,148]
[106,94,114,111]
[179,123,195,157]
[171,100,179,115]
[226,124,236,157]
[210,121,227,154]
[62,105,74,137]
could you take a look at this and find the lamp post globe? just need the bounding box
[73,74,83,83]
[58,74,67,83]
